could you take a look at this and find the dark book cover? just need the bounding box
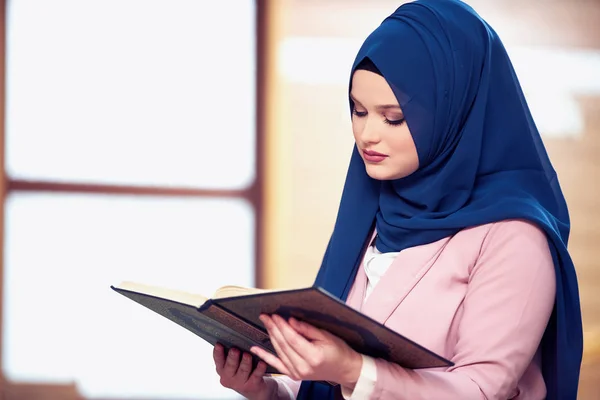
[215,287,453,369]
[112,284,453,382]
[112,287,282,374]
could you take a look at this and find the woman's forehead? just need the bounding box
[350,70,398,105]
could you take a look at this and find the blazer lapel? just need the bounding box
[345,229,377,311]
[360,236,451,325]
[346,264,367,311]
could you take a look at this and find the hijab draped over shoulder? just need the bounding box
[298,0,583,399]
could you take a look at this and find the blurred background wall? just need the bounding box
[0,0,598,399]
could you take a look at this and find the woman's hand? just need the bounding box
[213,343,275,400]
[250,315,363,388]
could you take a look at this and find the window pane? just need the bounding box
[3,193,254,399]
[6,0,256,190]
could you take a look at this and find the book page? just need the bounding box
[212,285,276,299]
[113,281,280,305]
[114,281,209,307]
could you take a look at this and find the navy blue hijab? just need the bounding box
[298,0,583,399]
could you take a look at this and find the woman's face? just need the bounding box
[350,69,419,181]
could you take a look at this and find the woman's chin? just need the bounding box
[364,165,412,181]
[365,165,394,181]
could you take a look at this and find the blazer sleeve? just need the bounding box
[368,220,556,400]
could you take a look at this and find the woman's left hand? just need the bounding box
[250,314,362,388]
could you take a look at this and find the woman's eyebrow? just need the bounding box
[350,94,401,110]
[349,93,361,104]
[377,104,402,110]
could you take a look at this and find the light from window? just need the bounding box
[5,0,256,190]
[3,193,253,399]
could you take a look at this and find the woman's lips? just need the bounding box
[363,149,388,163]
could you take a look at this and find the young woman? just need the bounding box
[213,1,583,399]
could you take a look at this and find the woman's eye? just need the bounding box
[352,109,367,117]
[384,118,405,126]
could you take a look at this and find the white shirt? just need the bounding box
[363,243,400,300]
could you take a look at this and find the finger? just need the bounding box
[223,347,241,378]
[272,315,316,372]
[276,315,318,353]
[213,343,226,374]
[250,346,291,376]
[246,359,268,387]
[289,317,328,341]
[234,352,253,381]
[261,315,301,377]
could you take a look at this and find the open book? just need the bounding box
[111,281,453,379]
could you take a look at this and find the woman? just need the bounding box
[213,0,583,398]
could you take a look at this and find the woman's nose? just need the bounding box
[359,117,381,144]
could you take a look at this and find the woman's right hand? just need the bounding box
[213,343,274,400]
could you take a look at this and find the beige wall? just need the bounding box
[263,1,600,397]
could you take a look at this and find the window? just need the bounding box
[2,1,260,399]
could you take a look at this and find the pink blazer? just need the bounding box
[276,219,556,399]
